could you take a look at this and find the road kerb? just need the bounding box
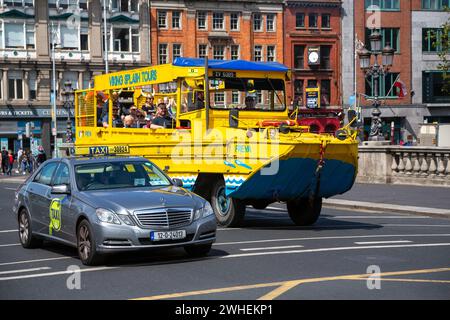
[323,199,450,219]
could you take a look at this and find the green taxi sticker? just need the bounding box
[49,198,63,235]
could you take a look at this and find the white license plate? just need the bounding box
[150,230,186,241]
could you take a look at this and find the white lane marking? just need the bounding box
[0,243,20,248]
[240,245,303,252]
[354,240,413,245]
[0,266,118,281]
[334,216,428,219]
[4,187,17,191]
[0,256,76,267]
[222,243,450,259]
[0,230,16,234]
[0,267,51,275]
[266,207,285,211]
[218,224,450,231]
[213,233,450,246]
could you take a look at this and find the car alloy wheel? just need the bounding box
[19,212,29,244]
[78,224,91,262]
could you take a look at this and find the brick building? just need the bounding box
[149,0,284,63]
[351,0,450,143]
[283,0,343,108]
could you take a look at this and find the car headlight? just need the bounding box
[117,214,135,226]
[96,208,121,225]
[194,202,214,220]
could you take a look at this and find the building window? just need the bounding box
[266,14,275,32]
[197,11,207,30]
[365,28,400,52]
[212,12,224,30]
[198,44,207,58]
[423,28,446,52]
[213,45,225,60]
[254,45,262,61]
[320,45,331,69]
[80,26,89,51]
[309,13,318,28]
[321,14,331,29]
[8,71,23,100]
[172,43,182,61]
[296,13,305,28]
[230,45,239,60]
[214,92,225,105]
[48,0,88,10]
[112,27,139,52]
[253,13,262,31]
[267,45,275,62]
[365,0,400,10]
[320,79,331,106]
[423,71,450,103]
[293,79,304,106]
[365,72,400,98]
[232,91,240,104]
[3,22,35,49]
[5,0,34,7]
[230,13,239,31]
[28,70,37,100]
[421,0,449,10]
[293,45,305,69]
[158,10,167,29]
[110,0,138,12]
[172,11,181,29]
[60,24,79,50]
[158,43,168,64]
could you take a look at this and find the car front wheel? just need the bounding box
[18,209,42,248]
[77,220,103,266]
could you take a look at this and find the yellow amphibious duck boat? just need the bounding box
[74,58,359,227]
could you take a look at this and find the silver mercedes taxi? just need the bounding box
[13,156,216,265]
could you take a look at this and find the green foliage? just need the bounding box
[437,6,450,93]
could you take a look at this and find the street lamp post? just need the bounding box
[358,30,395,141]
[61,81,74,143]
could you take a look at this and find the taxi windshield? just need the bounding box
[75,161,171,191]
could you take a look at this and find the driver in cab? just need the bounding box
[244,95,256,110]
[150,103,174,129]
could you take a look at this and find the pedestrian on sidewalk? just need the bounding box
[36,146,47,167]
[6,150,14,176]
[20,152,29,175]
[1,147,8,175]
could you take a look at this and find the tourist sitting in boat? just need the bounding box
[150,103,174,129]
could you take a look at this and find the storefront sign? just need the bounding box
[0,107,74,118]
[306,87,321,109]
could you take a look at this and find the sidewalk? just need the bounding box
[325,183,450,218]
[0,172,29,183]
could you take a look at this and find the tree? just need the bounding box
[436,6,450,93]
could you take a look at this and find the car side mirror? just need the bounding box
[347,110,358,128]
[51,184,71,194]
[172,178,183,187]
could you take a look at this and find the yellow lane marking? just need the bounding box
[347,278,450,284]
[132,267,450,300]
[132,282,285,300]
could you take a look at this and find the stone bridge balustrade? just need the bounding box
[357,146,450,187]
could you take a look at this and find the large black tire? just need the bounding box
[287,197,322,226]
[18,209,43,249]
[77,220,104,266]
[251,200,272,210]
[210,178,246,227]
[184,243,212,257]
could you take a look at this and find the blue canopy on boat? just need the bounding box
[172,57,289,72]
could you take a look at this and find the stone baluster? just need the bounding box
[397,152,405,175]
[412,153,421,176]
[437,153,445,177]
[445,154,450,177]
[391,153,398,175]
[419,153,429,177]
[404,152,413,175]
[428,153,437,178]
